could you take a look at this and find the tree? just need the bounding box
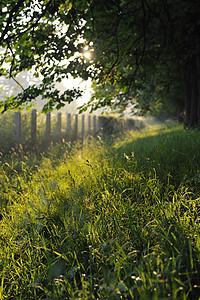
[0,0,200,126]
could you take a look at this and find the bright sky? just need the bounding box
[62,76,92,109]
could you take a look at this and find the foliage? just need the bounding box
[0,124,200,298]
[0,0,199,120]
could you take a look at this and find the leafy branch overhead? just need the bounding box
[0,0,200,125]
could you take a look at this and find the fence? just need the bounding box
[13,110,102,145]
[0,109,146,148]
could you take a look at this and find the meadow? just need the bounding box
[0,122,200,299]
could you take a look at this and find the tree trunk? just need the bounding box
[184,40,200,127]
[196,37,200,124]
[184,67,191,127]
[190,56,198,127]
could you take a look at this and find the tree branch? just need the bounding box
[0,0,25,44]
[1,0,52,45]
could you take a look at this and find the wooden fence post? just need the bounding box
[88,115,91,135]
[57,113,61,136]
[122,118,126,132]
[74,114,78,140]
[81,114,85,140]
[15,111,21,142]
[97,116,100,133]
[93,115,96,135]
[31,109,37,145]
[67,114,71,139]
[46,112,51,139]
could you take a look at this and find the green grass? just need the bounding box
[0,123,200,299]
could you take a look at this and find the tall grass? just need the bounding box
[0,123,200,299]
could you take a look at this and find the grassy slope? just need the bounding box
[0,123,200,299]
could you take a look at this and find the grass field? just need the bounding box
[0,123,200,299]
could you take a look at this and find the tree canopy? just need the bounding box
[0,0,200,125]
